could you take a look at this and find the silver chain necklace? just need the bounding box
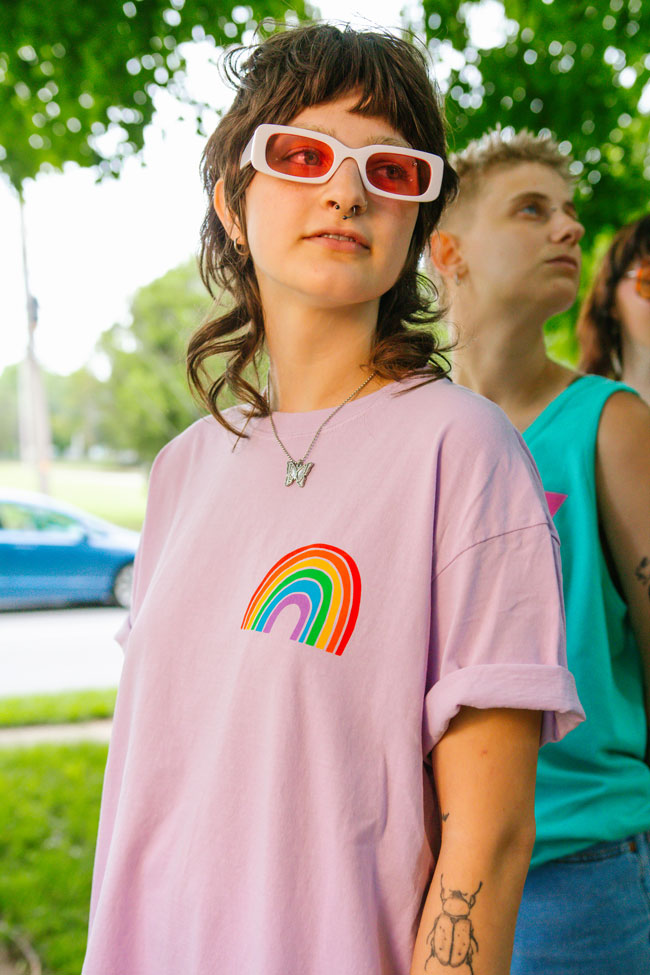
[267,372,377,487]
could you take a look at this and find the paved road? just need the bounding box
[0,606,125,696]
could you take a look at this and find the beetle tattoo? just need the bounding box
[425,875,483,972]
[634,556,650,600]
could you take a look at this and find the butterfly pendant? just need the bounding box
[285,459,314,487]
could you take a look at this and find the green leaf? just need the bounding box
[0,0,309,190]
[420,0,650,243]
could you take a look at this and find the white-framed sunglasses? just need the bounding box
[240,123,444,203]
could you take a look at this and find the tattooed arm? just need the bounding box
[410,706,540,975]
[596,392,650,753]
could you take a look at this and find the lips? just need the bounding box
[307,227,370,249]
[546,254,579,270]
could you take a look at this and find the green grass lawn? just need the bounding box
[0,461,147,531]
[0,743,107,975]
[0,690,117,729]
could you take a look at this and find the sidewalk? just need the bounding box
[0,719,112,748]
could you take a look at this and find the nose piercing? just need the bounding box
[334,202,365,219]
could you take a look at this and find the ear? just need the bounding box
[429,229,465,282]
[213,178,242,244]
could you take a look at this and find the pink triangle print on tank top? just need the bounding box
[545,491,568,518]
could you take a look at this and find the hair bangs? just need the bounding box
[224,26,441,155]
[302,32,433,150]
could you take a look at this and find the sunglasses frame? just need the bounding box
[623,262,650,299]
[240,123,444,203]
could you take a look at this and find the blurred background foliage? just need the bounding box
[0,0,307,470]
[0,261,208,464]
[95,260,207,461]
[1,0,649,461]
[417,0,650,357]
[0,0,306,190]
[421,0,650,242]
[1,6,649,973]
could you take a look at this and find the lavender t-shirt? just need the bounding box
[83,377,582,975]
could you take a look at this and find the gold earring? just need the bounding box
[234,238,248,256]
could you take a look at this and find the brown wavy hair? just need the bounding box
[187,23,459,434]
[577,216,650,377]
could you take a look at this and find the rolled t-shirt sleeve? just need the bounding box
[424,525,583,754]
[423,396,584,756]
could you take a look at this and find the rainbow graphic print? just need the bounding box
[241,543,361,656]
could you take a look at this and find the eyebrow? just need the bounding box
[509,190,579,218]
[298,124,411,149]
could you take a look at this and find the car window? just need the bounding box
[34,508,83,532]
[0,503,38,531]
[0,502,82,533]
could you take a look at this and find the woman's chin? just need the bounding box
[296,281,383,311]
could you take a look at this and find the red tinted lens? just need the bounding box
[265,133,334,179]
[637,264,650,298]
[365,152,430,196]
[637,278,650,298]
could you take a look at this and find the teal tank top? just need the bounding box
[523,374,650,868]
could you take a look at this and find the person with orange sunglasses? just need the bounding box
[578,215,650,404]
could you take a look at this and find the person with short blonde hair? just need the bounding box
[449,126,572,205]
[431,127,650,975]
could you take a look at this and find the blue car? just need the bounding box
[0,489,139,610]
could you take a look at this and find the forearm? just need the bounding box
[594,394,650,760]
[410,823,534,975]
[411,706,541,975]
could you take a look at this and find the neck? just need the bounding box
[263,295,385,413]
[621,335,650,405]
[449,292,575,428]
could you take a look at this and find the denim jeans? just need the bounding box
[511,831,650,975]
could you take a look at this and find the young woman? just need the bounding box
[83,27,582,975]
[578,215,650,403]
[431,129,650,975]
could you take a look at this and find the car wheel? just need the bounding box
[112,562,134,609]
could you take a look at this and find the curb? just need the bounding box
[0,719,112,748]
